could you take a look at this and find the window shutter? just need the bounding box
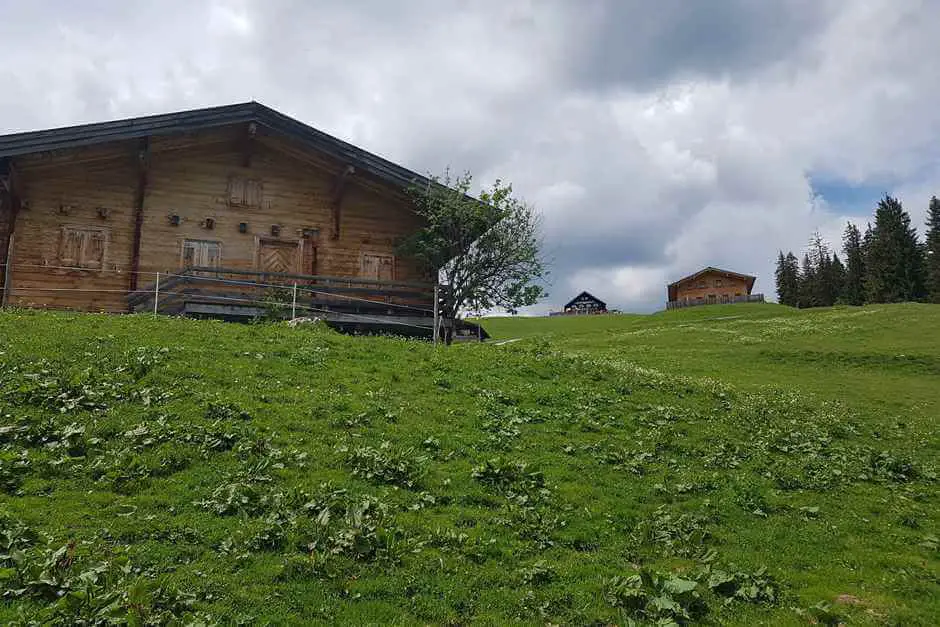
[59,227,107,269]
[246,180,263,208]
[228,178,245,206]
[84,231,105,269]
[60,229,81,266]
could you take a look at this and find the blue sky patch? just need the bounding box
[809,176,889,215]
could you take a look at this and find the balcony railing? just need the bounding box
[127,266,435,317]
[666,293,765,310]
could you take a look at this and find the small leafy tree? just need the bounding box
[398,170,547,342]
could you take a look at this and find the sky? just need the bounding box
[1,0,939,313]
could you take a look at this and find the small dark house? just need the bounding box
[563,291,607,315]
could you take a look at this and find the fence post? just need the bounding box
[432,284,439,345]
[291,282,297,319]
[1,233,12,308]
[153,272,160,315]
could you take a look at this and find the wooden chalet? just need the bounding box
[666,267,763,309]
[560,291,607,315]
[0,102,484,338]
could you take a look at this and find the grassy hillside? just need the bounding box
[0,304,937,624]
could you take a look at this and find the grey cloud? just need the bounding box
[562,0,837,90]
[0,0,938,315]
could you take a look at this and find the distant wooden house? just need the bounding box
[666,267,763,309]
[562,291,607,315]
[0,102,483,337]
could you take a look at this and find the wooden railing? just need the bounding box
[666,293,765,310]
[128,266,435,316]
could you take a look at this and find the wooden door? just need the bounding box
[257,239,300,275]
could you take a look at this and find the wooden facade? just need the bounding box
[561,291,607,315]
[666,267,761,309]
[0,103,436,324]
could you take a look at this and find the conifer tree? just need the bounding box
[925,196,940,303]
[865,195,926,303]
[775,251,800,306]
[798,253,816,308]
[808,232,837,306]
[841,222,866,305]
[830,253,846,304]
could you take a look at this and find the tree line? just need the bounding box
[776,195,940,308]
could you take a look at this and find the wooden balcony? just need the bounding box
[127,266,487,339]
[666,293,765,310]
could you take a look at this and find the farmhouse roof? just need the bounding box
[0,101,430,191]
[564,291,606,309]
[667,266,756,302]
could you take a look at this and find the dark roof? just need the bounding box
[564,291,607,310]
[667,266,757,301]
[0,101,430,191]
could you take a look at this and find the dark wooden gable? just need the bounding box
[564,291,607,311]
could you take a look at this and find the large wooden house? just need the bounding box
[666,267,763,309]
[0,102,478,336]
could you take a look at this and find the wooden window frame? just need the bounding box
[180,239,223,270]
[58,226,109,272]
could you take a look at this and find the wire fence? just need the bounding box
[0,261,440,331]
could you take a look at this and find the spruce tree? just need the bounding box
[798,253,816,308]
[925,196,940,303]
[842,222,866,305]
[775,251,788,305]
[830,253,846,304]
[808,232,835,306]
[775,251,800,306]
[785,251,800,306]
[865,195,926,302]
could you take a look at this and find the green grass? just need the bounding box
[0,303,937,624]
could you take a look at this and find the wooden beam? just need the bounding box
[0,158,22,308]
[330,165,355,240]
[129,137,151,293]
[241,122,257,168]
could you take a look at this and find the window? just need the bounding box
[182,239,222,269]
[228,177,263,208]
[361,253,395,281]
[697,282,706,289]
[59,227,107,269]
[715,279,723,287]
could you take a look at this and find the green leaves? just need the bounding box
[341,442,427,489]
[605,569,705,624]
[701,564,779,605]
[398,169,547,321]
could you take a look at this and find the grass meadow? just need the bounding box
[0,303,937,624]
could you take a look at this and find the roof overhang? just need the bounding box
[0,101,431,192]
